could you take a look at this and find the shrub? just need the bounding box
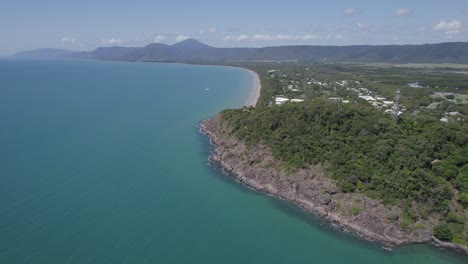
[434,223,453,241]
[351,207,361,216]
[446,212,465,225]
[458,192,468,208]
[387,213,399,221]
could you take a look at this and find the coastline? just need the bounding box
[199,116,468,256]
[198,68,414,249]
[199,116,419,248]
[244,69,261,107]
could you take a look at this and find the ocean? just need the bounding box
[0,59,466,263]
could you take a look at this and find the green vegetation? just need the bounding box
[351,207,361,216]
[220,62,468,245]
[446,212,464,225]
[459,193,468,208]
[222,100,467,212]
[61,40,468,63]
[434,223,454,241]
[387,214,399,221]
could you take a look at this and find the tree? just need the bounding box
[434,223,453,241]
[458,192,468,208]
[432,161,458,180]
[446,212,464,225]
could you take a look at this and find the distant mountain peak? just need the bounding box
[171,38,213,49]
[143,43,170,49]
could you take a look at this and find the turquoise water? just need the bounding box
[0,59,466,264]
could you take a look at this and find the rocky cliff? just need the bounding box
[200,115,439,248]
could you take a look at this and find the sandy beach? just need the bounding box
[244,69,261,107]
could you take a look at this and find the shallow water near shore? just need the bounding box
[0,59,467,263]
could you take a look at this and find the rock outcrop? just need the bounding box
[200,115,437,248]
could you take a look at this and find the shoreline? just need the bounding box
[243,69,261,107]
[199,115,414,249]
[198,115,468,256]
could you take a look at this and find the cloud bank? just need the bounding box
[60,37,77,45]
[101,38,122,46]
[175,35,190,42]
[154,35,166,43]
[224,34,339,42]
[433,20,463,35]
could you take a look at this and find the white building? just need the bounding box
[291,99,304,103]
[275,97,289,105]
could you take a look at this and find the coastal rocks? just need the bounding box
[199,115,435,248]
[433,237,468,255]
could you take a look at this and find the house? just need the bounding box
[275,97,289,105]
[291,99,304,103]
[358,95,376,101]
[448,111,461,116]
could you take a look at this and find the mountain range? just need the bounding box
[12,48,79,59]
[10,38,468,63]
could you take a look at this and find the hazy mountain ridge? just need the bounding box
[11,48,79,59]
[12,39,468,63]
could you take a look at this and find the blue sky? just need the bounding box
[1,0,468,55]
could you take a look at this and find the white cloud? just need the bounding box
[252,34,300,41]
[109,38,122,45]
[60,37,77,45]
[101,38,122,46]
[238,34,250,41]
[223,34,339,42]
[224,34,249,41]
[250,34,271,41]
[224,34,299,41]
[432,20,464,37]
[344,8,356,16]
[432,20,463,31]
[175,35,190,42]
[199,26,216,34]
[395,8,413,17]
[301,34,321,40]
[154,35,166,43]
[433,20,462,31]
[446,30,461,35]
[60,37,85,48]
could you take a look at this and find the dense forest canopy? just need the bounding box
[222,101,467,210]
[220,62,468,244]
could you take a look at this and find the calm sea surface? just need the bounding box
[0,60,466,263]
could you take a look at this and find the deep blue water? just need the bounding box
[0,59,466,263]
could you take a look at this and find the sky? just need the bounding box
[1,0,468,55]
